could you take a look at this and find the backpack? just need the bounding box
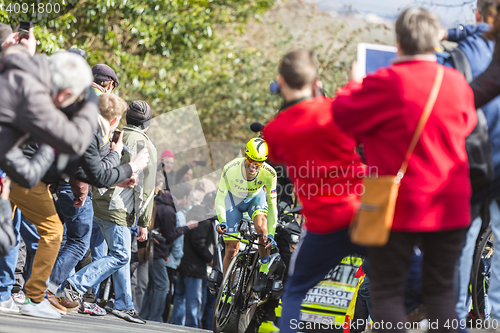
[450,47,495,192]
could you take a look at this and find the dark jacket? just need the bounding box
[0,53,98,163]
[0,145,55,189]
[154,191,189,261]
[73,129,132,188]
[178,204,214,278]
[438,23,500,178]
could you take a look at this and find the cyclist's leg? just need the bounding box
[222,193,243,275]
[248,190,270,259]
[223,240,239,275]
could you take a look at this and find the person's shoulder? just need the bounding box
[260,162,277,179]
[222,157,243,174]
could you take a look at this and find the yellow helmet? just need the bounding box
[245,138,268,162]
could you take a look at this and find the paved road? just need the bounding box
[1,311,497,333]
[0,311,209,333]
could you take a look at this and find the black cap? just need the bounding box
[126,100,152,129]
[92,64,119,87]
[68,47,87,59]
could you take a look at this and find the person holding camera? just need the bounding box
[64,100,156,324]
[45,93,149,315]
[140,185,198,323]
[0,37,99,318]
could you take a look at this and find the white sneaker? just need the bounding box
[12,291,26,305]
[0,296,20,313]
[21,298,61,319]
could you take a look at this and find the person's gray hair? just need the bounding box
[0,23,13,44]
[48,51,93,97]
[477,0,496,21]
[395,7,441,56]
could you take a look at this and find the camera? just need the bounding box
[18,21,31,44]
[151,229,166,244]
[111,130,121,144]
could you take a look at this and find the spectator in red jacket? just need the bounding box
[263,49,366,333]
[333,8,477,333]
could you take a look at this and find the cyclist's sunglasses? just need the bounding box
[246,156,264,166]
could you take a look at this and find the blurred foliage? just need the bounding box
[0,0,358,144]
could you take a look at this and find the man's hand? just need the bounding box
[439,28,449,41]
[216,222,227,235]
[349,60,363,84]
[109,131,124,154]
[1,32,19,52]
[137,226,148,242]
[186,220,199,230]
[129,148,150,173]
[115,173,138,188]
[19,27,36,56]
[265,234,277,250]
[1,177,11,200]
[73,198,85,207]
[165,257,170,264]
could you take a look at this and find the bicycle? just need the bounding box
[211,206,302,333]
[471,225,494,321]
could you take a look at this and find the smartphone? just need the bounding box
[18,21,31,44]
[195,160,207,166]
[111,130,121,144]
[137,140,145,154]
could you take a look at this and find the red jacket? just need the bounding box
[333,59,477,232]
[263,97,364,234]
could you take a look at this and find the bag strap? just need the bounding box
[397,65,444,182]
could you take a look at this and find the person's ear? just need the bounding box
[110,116,119,126]
[277,75,285,89]
[56,88,73,104]
[106,81,114,93]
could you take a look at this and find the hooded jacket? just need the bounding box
[0,53,98,163]
[154,191,189,261]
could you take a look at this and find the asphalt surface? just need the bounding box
[0,311,209,333]
[0,311,497,333]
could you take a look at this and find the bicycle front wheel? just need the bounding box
[471,225,494,320]
[213,252,246,333]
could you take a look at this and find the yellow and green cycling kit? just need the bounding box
[215,157,278,238]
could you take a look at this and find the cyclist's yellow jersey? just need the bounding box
[215,157,278,235]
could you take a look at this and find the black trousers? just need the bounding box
[368,228,467,333]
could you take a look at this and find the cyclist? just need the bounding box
[215,138,278,292]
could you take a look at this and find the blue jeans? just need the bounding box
[171,274,203,327]
[49,182,93,290]
[19,214,40,282]
[279,228,366,333]
[140,258,169,322]
[67,216,134,310]
[0,209,22,301]
[0,210,40,301]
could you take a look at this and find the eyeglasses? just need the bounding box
[246,156,264,167]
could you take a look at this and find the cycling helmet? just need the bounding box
[245,138,268,162]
